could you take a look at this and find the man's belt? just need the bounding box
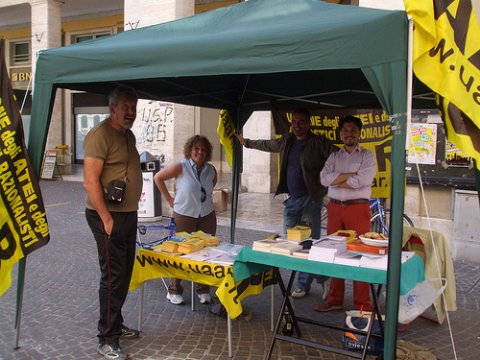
[329,198,370,206]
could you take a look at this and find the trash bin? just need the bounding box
[138,151,162,221]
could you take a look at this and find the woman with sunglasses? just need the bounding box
[154,135,217,305]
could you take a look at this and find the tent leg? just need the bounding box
[137,283,144,332]
[227,316,232,357]
[14,257,27,350]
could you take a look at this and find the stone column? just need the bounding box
[242,111,277,193]
[30,0,63,152]
[125,0,195,168]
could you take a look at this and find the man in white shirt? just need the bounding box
[316,115,377,312]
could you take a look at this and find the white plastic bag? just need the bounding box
[398,278,447,324]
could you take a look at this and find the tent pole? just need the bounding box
[14,257,26,349]
[229,76,250,244]
[474,160,480,208]
[383,17,414,360]
[230,136,240,244]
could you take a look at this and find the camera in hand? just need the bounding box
[107,180,126,203]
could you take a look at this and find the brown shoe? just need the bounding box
[314,302,343,312]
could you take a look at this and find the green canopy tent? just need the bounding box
[28,0,413,358]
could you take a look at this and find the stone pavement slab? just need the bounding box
[0,180,479,359]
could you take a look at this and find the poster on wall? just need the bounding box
[445,140,473,168]
[408,123,437,165]
[132,99,174,158]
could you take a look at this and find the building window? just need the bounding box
[10,41,31,65]
[72,32,111,44]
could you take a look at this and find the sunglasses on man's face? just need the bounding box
[201,187,206,203]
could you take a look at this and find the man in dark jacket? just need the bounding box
[235,108,336,298]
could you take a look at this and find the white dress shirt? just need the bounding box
[320,145,377,201]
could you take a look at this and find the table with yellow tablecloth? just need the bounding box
[130,248,275,319]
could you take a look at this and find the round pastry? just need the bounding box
[364,232,380,239]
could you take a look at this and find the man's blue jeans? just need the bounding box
[283,195,328,291]
[283,194,322,238]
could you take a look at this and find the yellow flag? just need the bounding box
[217,109,235,167]
[1,40,50,297]
[0,204,25,296]
[404,0,480,169]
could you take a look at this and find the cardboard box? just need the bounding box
[213,188,231,212]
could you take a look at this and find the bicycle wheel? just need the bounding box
[370,209,414,234]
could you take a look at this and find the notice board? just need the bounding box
[406,109,476,190]
[40,150,57,179]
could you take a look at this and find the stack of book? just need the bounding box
[347,240,388,255]
[291,248,310,259]
[252,238,288,252]
[270,241,303,255]
[308,235,347,263]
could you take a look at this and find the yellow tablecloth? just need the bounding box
[129,248,275,318]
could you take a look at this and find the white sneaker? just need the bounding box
[291,288,308,299]
[198,293,211,304]
[97,344,127,360]
[166,293,184,305]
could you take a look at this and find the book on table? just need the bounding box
[359,251,416,270]
[346,240,388,255]
[270,241,303,256]
[308,235,347,263]
[252,238,288,252]
[333,251,363,266]
[291,248,310,259]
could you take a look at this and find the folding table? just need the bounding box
[234,247,425,359]
[129,248,276,357]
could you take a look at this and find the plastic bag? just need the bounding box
[398,278,447,324]
[342,310,384,355]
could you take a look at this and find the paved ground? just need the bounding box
[1,179,480,360]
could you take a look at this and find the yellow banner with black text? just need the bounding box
[217,110,236,167]
[272,104,392,198]
[0,40,50,297]
[404,0,480,170]
[129,249,275,319]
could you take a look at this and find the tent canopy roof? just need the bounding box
[30,0,414,172]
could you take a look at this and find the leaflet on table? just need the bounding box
[208,253,236,265]
[215,243,245,256]
[333,251,363,266]
[180,243,247,264]
[181,247,226,261]
[359,251,416,270]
